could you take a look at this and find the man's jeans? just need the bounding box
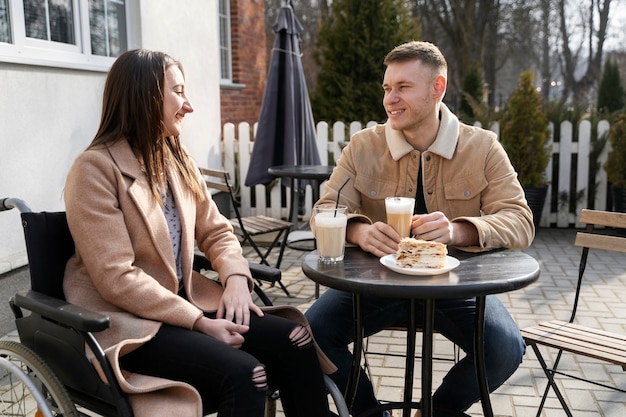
[305,289,525,417]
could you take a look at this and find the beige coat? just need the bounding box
[315,103,535,252]
[63,139,335,417]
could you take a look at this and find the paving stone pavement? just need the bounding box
[3,227,626,416]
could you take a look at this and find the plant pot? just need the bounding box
[611,186,626,213]
[610,186,626,236]
[525,186,548,229]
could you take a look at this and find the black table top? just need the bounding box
[302,247,540,299]
[268,164,334,181]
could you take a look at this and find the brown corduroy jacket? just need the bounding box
[314,103,535,252]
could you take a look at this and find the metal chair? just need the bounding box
[200,167,294,297]
[521,209,626,417]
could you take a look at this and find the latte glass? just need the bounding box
[385,197,415,237]
[314,204,348,262]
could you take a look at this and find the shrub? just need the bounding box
[458,65,484,124]
[597,59,625,114]
[500,70,551,188]
[605,114,626,189]
[312,0,419,124]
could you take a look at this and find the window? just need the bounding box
[23,0,75,44]
[89,0,126,57]
[218,0,231,82]
[0,0,11,43]
[0,0,128,71]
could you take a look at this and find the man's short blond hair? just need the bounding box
[384,41,447,76]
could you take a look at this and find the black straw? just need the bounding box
[334,178,350,216]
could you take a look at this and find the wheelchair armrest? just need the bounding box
[248,262,281,284]
[12,290,110,333]
[193,254,281,283]
[193,254,275,306]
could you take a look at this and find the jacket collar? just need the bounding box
[105,139,144,179]
[385,102,460,160]
[105,139,181,282]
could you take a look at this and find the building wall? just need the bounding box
[220,0,267,126]
[0,0,222,272]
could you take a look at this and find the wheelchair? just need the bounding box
[0,197,348,417]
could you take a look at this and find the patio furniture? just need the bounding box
[200,167,294,297]
[303,247,540,417]
[521,209,626,417]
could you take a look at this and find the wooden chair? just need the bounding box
[200,167,294,297]
[521,209,626,417]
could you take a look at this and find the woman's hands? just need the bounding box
[218,275,264,327]
[193,316,249,348]
[193,275,264,348]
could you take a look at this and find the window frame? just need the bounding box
[0,0,128,72]
[218,0,232,83]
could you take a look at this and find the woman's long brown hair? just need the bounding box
[89,49,205,203]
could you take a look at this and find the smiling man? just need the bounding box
[305,41,534,417]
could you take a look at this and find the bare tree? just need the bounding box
[557,0,614,106]
[410,0,541,107]
[265,0,622,111]
[493,0,544,105]
[411,0,499,95]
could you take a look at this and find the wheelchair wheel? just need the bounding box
[324,375,349,417]
[0,340,78,416]
[263,376,348,417]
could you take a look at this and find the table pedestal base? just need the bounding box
[347,296,493,417]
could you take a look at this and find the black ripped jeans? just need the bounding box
[120,312,331,417]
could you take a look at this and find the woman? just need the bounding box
[63,49,334,417]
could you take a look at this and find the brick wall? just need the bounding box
[220,0,267,127]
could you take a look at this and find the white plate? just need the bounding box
[379,254,460,276]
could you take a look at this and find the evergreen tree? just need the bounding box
[605,114,626,189]
[597,59,625,114]
[458,65,485,124]
[311,0,418,124]
[500,70,551,188]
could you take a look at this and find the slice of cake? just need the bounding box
[395,237,448,269]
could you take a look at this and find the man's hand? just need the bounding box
[411,212,453,243]
[411,212,478,247]
[218,275,264,327]
[346,221,401,258]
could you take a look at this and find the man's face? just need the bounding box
[382,60,437,132]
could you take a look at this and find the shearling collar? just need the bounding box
[385,103,460,161]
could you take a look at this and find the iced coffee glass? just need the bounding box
[385,197,415,237]
[314,204,348,262]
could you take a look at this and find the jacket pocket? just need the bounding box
[354,174,398,202]
[443,174,488,201]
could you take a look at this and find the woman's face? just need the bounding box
[162,65,194,138]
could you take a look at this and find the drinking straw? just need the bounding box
[334,177,350,216]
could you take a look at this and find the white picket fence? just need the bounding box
[221,119,613,229]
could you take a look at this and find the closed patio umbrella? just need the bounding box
[245,4,321,189]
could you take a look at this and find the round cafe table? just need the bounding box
[302,247,540,417]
